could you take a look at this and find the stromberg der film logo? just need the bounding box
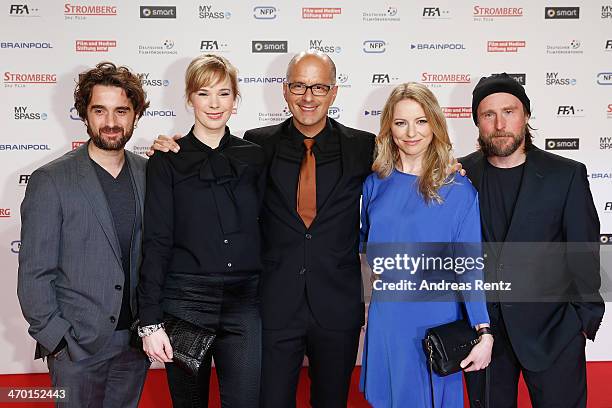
[64,3,117,20]
[473,6,523,21]
[4,72,57,88]
[421,72,471,88]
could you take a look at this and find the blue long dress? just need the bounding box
[359,170,489,408]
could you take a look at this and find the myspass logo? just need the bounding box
[140,6,176,18]
[422,7,450,19]
[76,40,116,52]
[597,72,612,85]
[363,40,386,53]
[473,6,523,19]
[4,72,56,87]
[603,5,612,18]
[1,42,52,49]
[64,3,117,17]
[601,136,612,150]
[308,39,341,53]
[545,138,579,150]
[545,7,579,19]
[13,106,47,120]
[411,42,465,51]
[9,4,40,17]
[253,6,277,19]
[200,40,229,52]
[487,40,525,52]
[252,40,287,53]
[302,7,341,19]
[545,72,576,86]
[137,73,170,87]
[199,5,231,19]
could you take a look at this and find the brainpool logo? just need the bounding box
[143,109,176,117]
[252,40,287,53]
[140,6,176,18]
[308,39,341,53]
[200,40,229,52]
[589,171,612,181]
[422,7,451,19]
[546,39,583,55]
[13,106,47,120]
[545,72,577,86]
[487,40,525,52]
[0,144,51,151]
[545,7,579,19]
[545,138,579,150]
[253,6,277,19]
[137,73,169,87]
[76,40,116,52]
[9,4,41,17]
[364,109,382,117]
[239,75,284,85]
[1,42,52,49]
[363,40,386,53]
[199,5,230,19]
[138,40,177,56]
[411,42,466,51]
[362,6,400,22]
[597,72,612,85]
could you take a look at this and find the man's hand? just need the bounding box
[142,328,173,363]
[461,334,493,372]
[146,134,182,157]
[447,159,466,177]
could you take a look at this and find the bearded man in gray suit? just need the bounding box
[17,62,150,408]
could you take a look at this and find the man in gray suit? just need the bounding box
[17,62,150,408]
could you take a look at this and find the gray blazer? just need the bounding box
[17,142,146,361]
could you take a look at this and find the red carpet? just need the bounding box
[1,363,611,407]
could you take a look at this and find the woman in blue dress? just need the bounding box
[359,82,493,407]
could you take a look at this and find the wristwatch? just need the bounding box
[137,323,164,338]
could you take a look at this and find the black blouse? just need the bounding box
[138,127,265,326]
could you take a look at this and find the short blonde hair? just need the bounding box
[372,82,454,204]
[184,54,239,99]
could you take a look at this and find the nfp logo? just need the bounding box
[253,6,276,19]
[545,7,579,19]
[328,106,340,119]
[363,40,386,53]
[597,73,612,85]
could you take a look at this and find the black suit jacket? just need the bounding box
[244,118,375,330]
[459,147,604,371]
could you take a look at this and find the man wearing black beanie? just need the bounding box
[459,73,604,407]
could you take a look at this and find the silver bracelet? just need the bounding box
[137,323,164,338]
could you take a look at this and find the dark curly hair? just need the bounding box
[73,61,149,121]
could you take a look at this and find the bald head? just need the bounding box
[286,50,336,85]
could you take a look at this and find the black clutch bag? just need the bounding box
[422,319,479,376]
[164,315,215,376]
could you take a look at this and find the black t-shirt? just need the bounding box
[481,161,525,242]
[93,160,136,330]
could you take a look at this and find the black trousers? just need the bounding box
[465,304,587,408]
[261,295,361,408]
[165,278,261,408]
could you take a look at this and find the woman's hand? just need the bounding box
[142,328,173,363]
[460,334,493,372]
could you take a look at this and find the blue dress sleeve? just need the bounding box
[360,174,374,252]
[454,190,490,327]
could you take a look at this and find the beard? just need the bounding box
[87,125,133,151]
[478,128,525,157]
